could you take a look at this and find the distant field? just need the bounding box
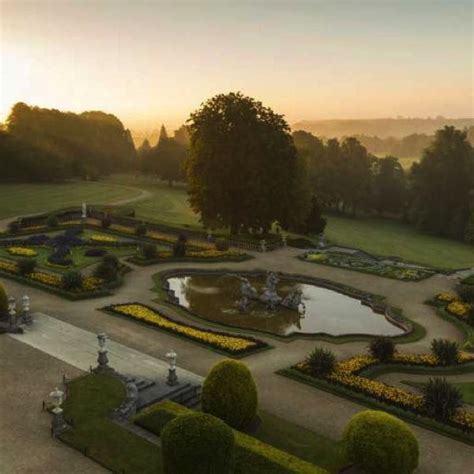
[107,175,201,228]
[325,216,474,269]
[0,181,143,220]
[2,176,472,269]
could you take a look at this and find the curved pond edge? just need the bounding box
[152,267,425,343]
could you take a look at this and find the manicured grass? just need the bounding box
[325,215,474,269]
[0,181,142,220]
[107,175,201,229]
[60,374,161,473]
[403,380,474,405]
[254,410,346,473]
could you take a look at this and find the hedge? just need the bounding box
[134,401,327,474]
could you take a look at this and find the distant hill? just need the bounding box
[292,117,474,139]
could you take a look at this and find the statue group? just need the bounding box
[238,272,304,314]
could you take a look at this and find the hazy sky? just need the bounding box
[1,0,473,131]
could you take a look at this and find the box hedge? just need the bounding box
[134,401,327,474]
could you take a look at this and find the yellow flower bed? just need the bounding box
[0,259,18,272]
[296,352,474,431]
[90,234,117,243]
[82,276,103,291]
[447,301,470,317]
[108,303,265,355]
[7,247,37,257]
[437,292,457,303]
[306,253,327,262]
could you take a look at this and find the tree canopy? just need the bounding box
[185,92,305,233]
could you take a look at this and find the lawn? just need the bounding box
[325,216,474,269]
[255,410,346,473]
[0,181,142,220]
[60,374,161,473]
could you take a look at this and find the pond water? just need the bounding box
[166,274,405,337]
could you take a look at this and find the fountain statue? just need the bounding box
[236,271,304,314]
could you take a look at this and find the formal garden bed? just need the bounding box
[278,345,474,444]
[300,250,434,281]
[102,303,270,357]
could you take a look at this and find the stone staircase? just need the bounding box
[129,377,201,411]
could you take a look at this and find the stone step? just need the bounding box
[135,379,156,391]
[136,382,201,411]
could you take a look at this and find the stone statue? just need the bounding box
[238,277,258,313]
[81,202,87,219]
[259,272,282,310]
[281,287,303,310]
[115,380,139,420]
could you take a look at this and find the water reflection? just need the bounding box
[167,274,404,337]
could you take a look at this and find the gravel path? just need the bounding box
[1,247,473,473]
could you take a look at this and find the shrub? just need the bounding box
[468,306,474,326]
[173,233,187,257]
[287,237,315,249]
[0,284,8,316]
[142,243,157,259]
[62,271,83,290]
[161,413,234,474]
[215,239,230,251]
[135,222,147,236]
[25,234,50,245]
[305,347,336,377]
[457,283,474,303]
[430,338,459,366]
[46,215,59,228]
[103,254,120,269]
[8,221,20,233]
[84,248,107,257]
[461,274,474,286]
[202,359,258,430]
[48,246,73,266]
[368,337,395,362]
[422,377,463,422]
[101,216,112,228]
[343,410,419,474]
[94,261,118,282]
[18,258,36,275]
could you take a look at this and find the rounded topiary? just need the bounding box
[18,258,36,276]
[0,283,8,316]
[368,337,395,362]
[202,359,257,430]
[142,243,157,259]
[103,254,120,269]
[343,410,419,474]
[161,413,234,474]
[62,271,83,290]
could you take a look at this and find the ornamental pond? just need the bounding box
[166,273,405,337]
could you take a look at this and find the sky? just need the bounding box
[1,0,473,132]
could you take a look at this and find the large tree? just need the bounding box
[408,126,474,239]
[185,92,304,234]
[371,156,405,215]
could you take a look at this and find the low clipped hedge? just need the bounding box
[134,401,327,474]
[343,410,419,474]
[161,413,234,474]
[202,359,258,430]
[0,283,7,316]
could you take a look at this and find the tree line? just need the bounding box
[185,93,474,244]
[0,102,136,181]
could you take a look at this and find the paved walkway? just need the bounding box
[9,313,202,386]
[1,246,473,473]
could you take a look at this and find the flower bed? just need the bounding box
[433,293,473,325]
[302,251,433,281]
[90,234,118,243]
[7,246,37,257]
[287,353,474,435]
[103,303,269,356]
[130,248,250,265]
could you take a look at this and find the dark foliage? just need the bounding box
[368,337,395,362]
[84,248,107,257]
[62,271,83,290]
[173,234,187,257]
[48,246,73,266]
[305,347,336,377]
[430,339,459,366]
[142,243,157,259]
[18,258,36,275]
[422,378,463,422]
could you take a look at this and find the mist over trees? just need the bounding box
[1,102,136,181]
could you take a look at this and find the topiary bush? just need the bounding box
[103,253,120,269]
[215,239,230,251]
[62,271,83,290]
[0,283,8,316]
[18,258,36,276]
[94,261,118,282]
[161,412,234,474]
[305,347,336,377]
[457,283,474,303]
[202,359,258,430]
[142,243,157,259]
[84,248,107,257]
[343,410,419,474]
[173,234,187,257]
[368,337,395,362]
[135,222,147,237]
[431,338,459,366]
[46,215,59,228]
[101,216,112,228]
[422,377,463,422]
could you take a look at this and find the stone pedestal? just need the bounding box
[51,407,67,436]
[96,349,109,372]
[167,367,178,386]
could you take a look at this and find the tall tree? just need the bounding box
[371,156,405,214]
[185,92,305,234]
[408,126,474,239]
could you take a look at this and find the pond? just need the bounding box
[166,273,405,337]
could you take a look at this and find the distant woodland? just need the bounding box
[1,99,473,244]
